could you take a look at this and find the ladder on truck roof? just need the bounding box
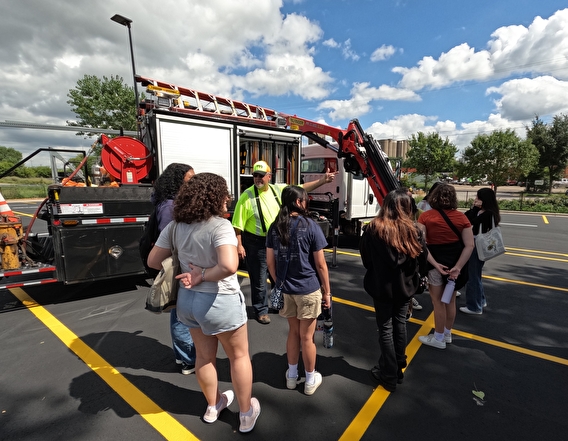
[136,75,400,204]
[137,75,288,128]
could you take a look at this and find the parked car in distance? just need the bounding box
[506,179,518,186]
[552,178,568,188]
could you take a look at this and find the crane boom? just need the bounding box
[137,76,400,204]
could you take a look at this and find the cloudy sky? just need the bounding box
[1,0,568,165]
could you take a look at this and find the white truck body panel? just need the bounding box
[154,114,236,196]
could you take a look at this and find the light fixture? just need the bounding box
[111,14,140,134]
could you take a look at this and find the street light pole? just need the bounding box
[111,14,140,136]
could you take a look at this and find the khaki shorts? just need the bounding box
[279,289,322,320]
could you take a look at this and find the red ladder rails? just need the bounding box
[137,75,288,128]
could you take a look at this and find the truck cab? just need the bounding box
[301,143,379,235]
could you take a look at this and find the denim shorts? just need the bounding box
[176,288,247,335]
[428,268,445,286]
[279,289,322,320]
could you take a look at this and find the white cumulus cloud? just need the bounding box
[370,45,397,62]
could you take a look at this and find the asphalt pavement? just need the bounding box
[1,209,567,440]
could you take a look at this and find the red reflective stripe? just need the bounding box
[2,270,22,276]
[80,217,149,225]
[1,266,56,277]
[38,266,57,273]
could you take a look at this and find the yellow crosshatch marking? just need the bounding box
[10,263,568,440]
[9,287,199,441]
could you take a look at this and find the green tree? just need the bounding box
[460,129,539,192]
[29,166,53,178]
[67,74,138,135]
[527,114,568,194]
[403,132,457,189]
[0,146,23,164]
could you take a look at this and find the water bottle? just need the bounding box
[315,311,324,340]
[441,278,456,304]
[322,306,334,348]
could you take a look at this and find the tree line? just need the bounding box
[403,115,568,194]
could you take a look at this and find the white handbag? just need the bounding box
[475,216,505,261]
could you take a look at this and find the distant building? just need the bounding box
[378,139,410,160]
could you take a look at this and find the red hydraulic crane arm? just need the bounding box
[282,114,400,205]
[135,75,399,203]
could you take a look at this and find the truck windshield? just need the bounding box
[301,158,338,173]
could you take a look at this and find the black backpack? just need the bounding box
[139,209,160,277]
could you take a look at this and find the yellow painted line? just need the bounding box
[13,211,33,218]
[339,300,568,440]
[9,287,199,441]
[447,326,568,366]
[237,268,568,439]
[504,252,568,263]
[542,215,549,224]
[324,248,360,257]
[339,311,434,440]
[336,295,568,366]
[483,275,568,292]
[326,246,568,261]
[333,296,374,312]
[505,247,568,258]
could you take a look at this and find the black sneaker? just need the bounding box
[181,362,195,375]
[370,365,399,391]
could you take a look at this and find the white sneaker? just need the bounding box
[455,291,462,297]
[203,390,234,423]
[460,306,482,315]
[412,297,423,310]
[444,333,452,344]
[239,397,261,433]
[285,369,299,390]
[418,334,446,349]
[304,372,322,396]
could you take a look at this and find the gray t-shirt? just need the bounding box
[156,216,239,294]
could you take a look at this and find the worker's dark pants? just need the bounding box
[243,232,269,317]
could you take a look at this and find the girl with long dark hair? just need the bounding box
[360,189,428,391]
[460,188,501,315]
[266,185,331,396]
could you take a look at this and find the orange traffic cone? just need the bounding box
[0,192,18,221]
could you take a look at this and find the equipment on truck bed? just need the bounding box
[0,75,398,289]
[137,75,399,205]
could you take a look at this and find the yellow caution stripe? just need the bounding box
[9,287,199,441]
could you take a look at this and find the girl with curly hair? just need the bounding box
[148,172,260,433]
[151,163,195,376]
[152,163,194,231]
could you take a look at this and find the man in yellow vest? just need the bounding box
[232,160,336,324]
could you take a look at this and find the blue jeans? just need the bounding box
[243,232,269,317]
[372,298,409,388]
[170,308,195,364]
[465,249,486,313]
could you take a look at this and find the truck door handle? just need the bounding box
[368,194,374,204]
